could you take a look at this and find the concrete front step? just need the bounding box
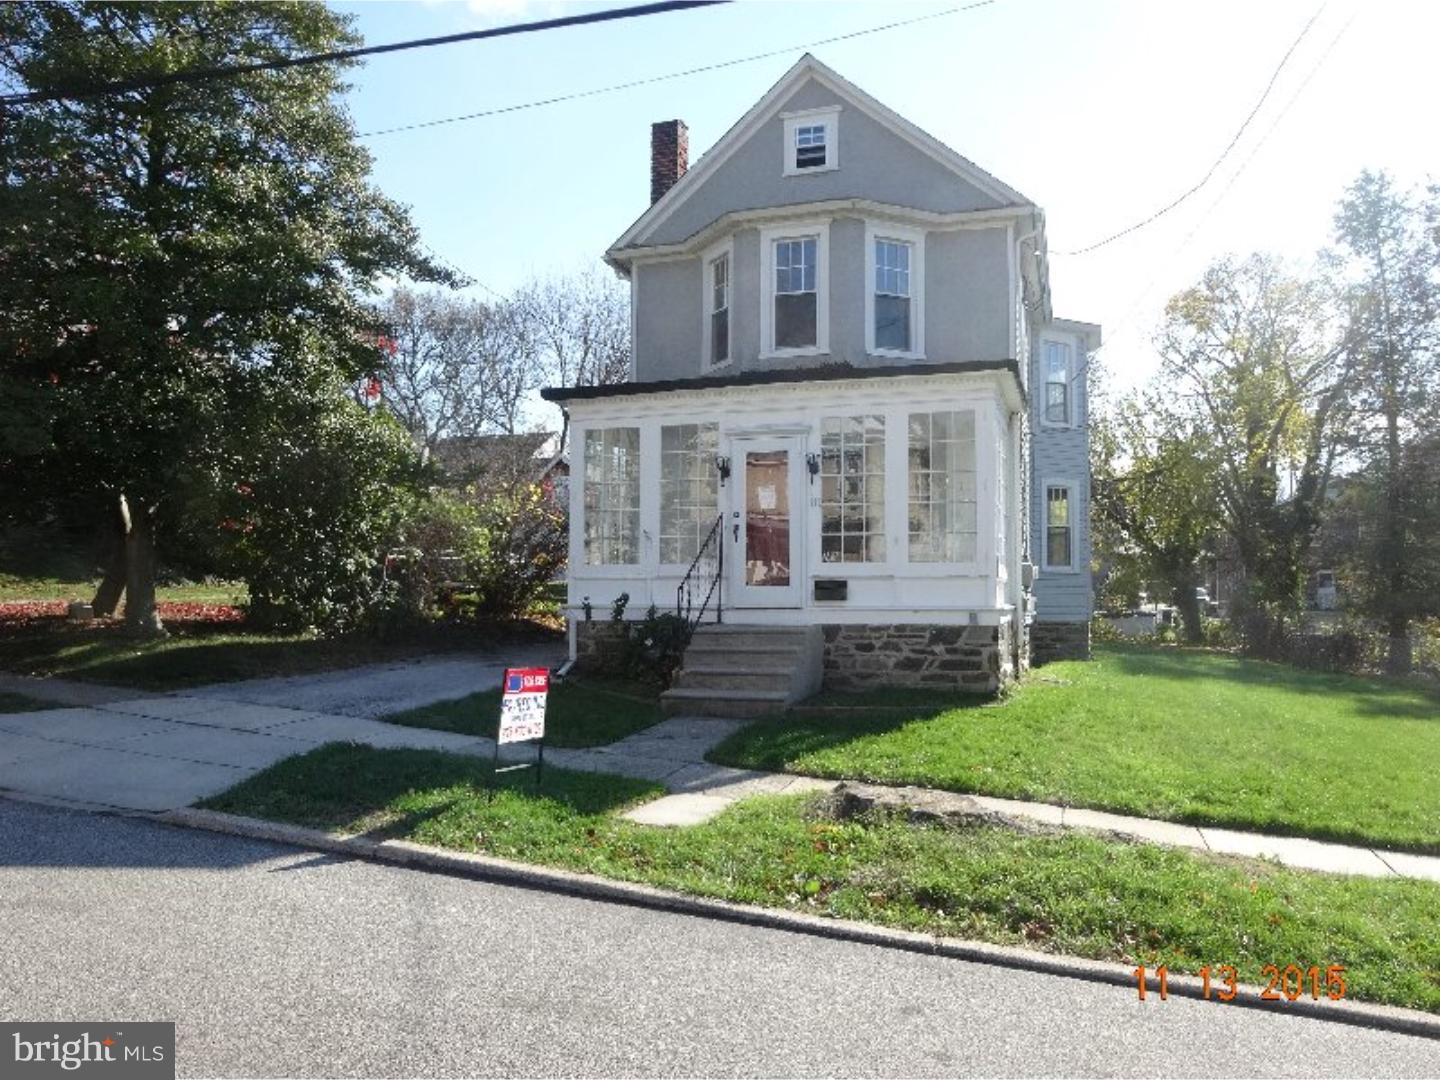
[659,687,791,719]
[672,668,794,693]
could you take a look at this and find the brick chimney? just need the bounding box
[649,119,688,205]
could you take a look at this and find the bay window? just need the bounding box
[582,427,640,565]
[820,415,885,564]
[907,410,977,563]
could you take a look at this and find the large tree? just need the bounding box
[1092,395,1222,644]
[0,2,448,633]
[1332,171,1440,673]
[1156,255,1357,653]
[379,287,535,462]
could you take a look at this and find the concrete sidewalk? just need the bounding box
[1,686,1437,883]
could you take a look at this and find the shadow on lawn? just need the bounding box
[1101,644,1440,722]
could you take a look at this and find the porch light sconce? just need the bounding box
[714,455,731,487]
[805,452,821,484]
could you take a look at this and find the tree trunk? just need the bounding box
[90,495,129,618]
[122,498,165,637]
[1383,406,1411,674]
[1171,576,1205,645]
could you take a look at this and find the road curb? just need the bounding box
[156,806,1440,1042]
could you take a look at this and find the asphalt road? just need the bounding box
[1,799,1435,1079]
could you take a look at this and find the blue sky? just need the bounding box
[334,0,1437,394]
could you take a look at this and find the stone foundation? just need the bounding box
[821,622,1014,696]
[1031,620,1091,664]
[574,621,630,674]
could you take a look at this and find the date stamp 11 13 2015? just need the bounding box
[1134,964,1347,1004]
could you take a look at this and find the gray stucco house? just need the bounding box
[543,55,1096,712]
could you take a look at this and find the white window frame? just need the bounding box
[658,422,720,568]
[1042,479,1078,572]
[781,106,840,177]
[760,220,830,359]
[818,414,887,566]
[700,239,733,371]
[864,222,925,360]
[581,426,642,567]
[1040,336,1075,428]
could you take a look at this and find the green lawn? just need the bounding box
[383,676,663,748]
[708,645,1440,854]
[0,617,562,691]
[0,573,246,604]
[0,691,57,713]
[202,743,1440,1015]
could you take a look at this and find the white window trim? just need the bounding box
[864,221,926,360]
[781,105,840,177]
[759,220,830,359]
[1041,478,1078,573]
[1039,335,1076,429]
[700,238,734,372]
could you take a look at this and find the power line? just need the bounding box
[1056,4,1325,257]
[1,1,728,107]
[1092,6,1360,357]
[357,1,998,139]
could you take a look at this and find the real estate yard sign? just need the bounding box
[492,667,548,789]
[498,668,548,744]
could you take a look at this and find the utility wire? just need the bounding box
[0,0,728,106]
[356,1,998,139]
[1056,4,1325,257]
[1092,7,1360,358]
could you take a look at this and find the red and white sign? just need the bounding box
[497,667,548,744]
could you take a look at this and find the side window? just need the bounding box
[907,410,977,563]
[660,423,719,564]
[582,427,640,565]
[1043,340,1072,425]
[1044,484,1073,569]
[708,253,730,367]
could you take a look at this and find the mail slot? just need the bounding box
[813,579,848,601]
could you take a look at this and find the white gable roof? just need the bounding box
[608,53,1033,261]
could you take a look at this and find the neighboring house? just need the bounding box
[542,55,1097,708]
[430,432,567,494]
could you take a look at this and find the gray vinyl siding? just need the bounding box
[1029,327,1094,623]
[632,218,1015,382]
[640,77,1009,249]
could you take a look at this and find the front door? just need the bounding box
[729,437,803,608]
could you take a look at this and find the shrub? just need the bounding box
[467,483,567,619]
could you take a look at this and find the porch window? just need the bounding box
[660,423,719,564]
[820,415,885,563]
[773,237,817,349]
[907,410,977,563]
[582,426,640,565]
[1043,340,1072,425]
[708,253,730,367]
[1045,484,1073,569]
[873,239,911,352]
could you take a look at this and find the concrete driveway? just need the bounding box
[0,649,561,813]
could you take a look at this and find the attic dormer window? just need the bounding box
[782,106,839,176]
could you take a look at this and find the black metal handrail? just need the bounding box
[676,513,724,637]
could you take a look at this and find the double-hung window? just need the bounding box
[1044,484,1074,570]
[781,107,839,175]
[707,251,730,367]
[907,410,977,563]
[866,224,923,358]
[774,236,817,349]
[1043,340,1072,425]
[820,415,886,564]
[660,423,719,564]
[582,427,640,565]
